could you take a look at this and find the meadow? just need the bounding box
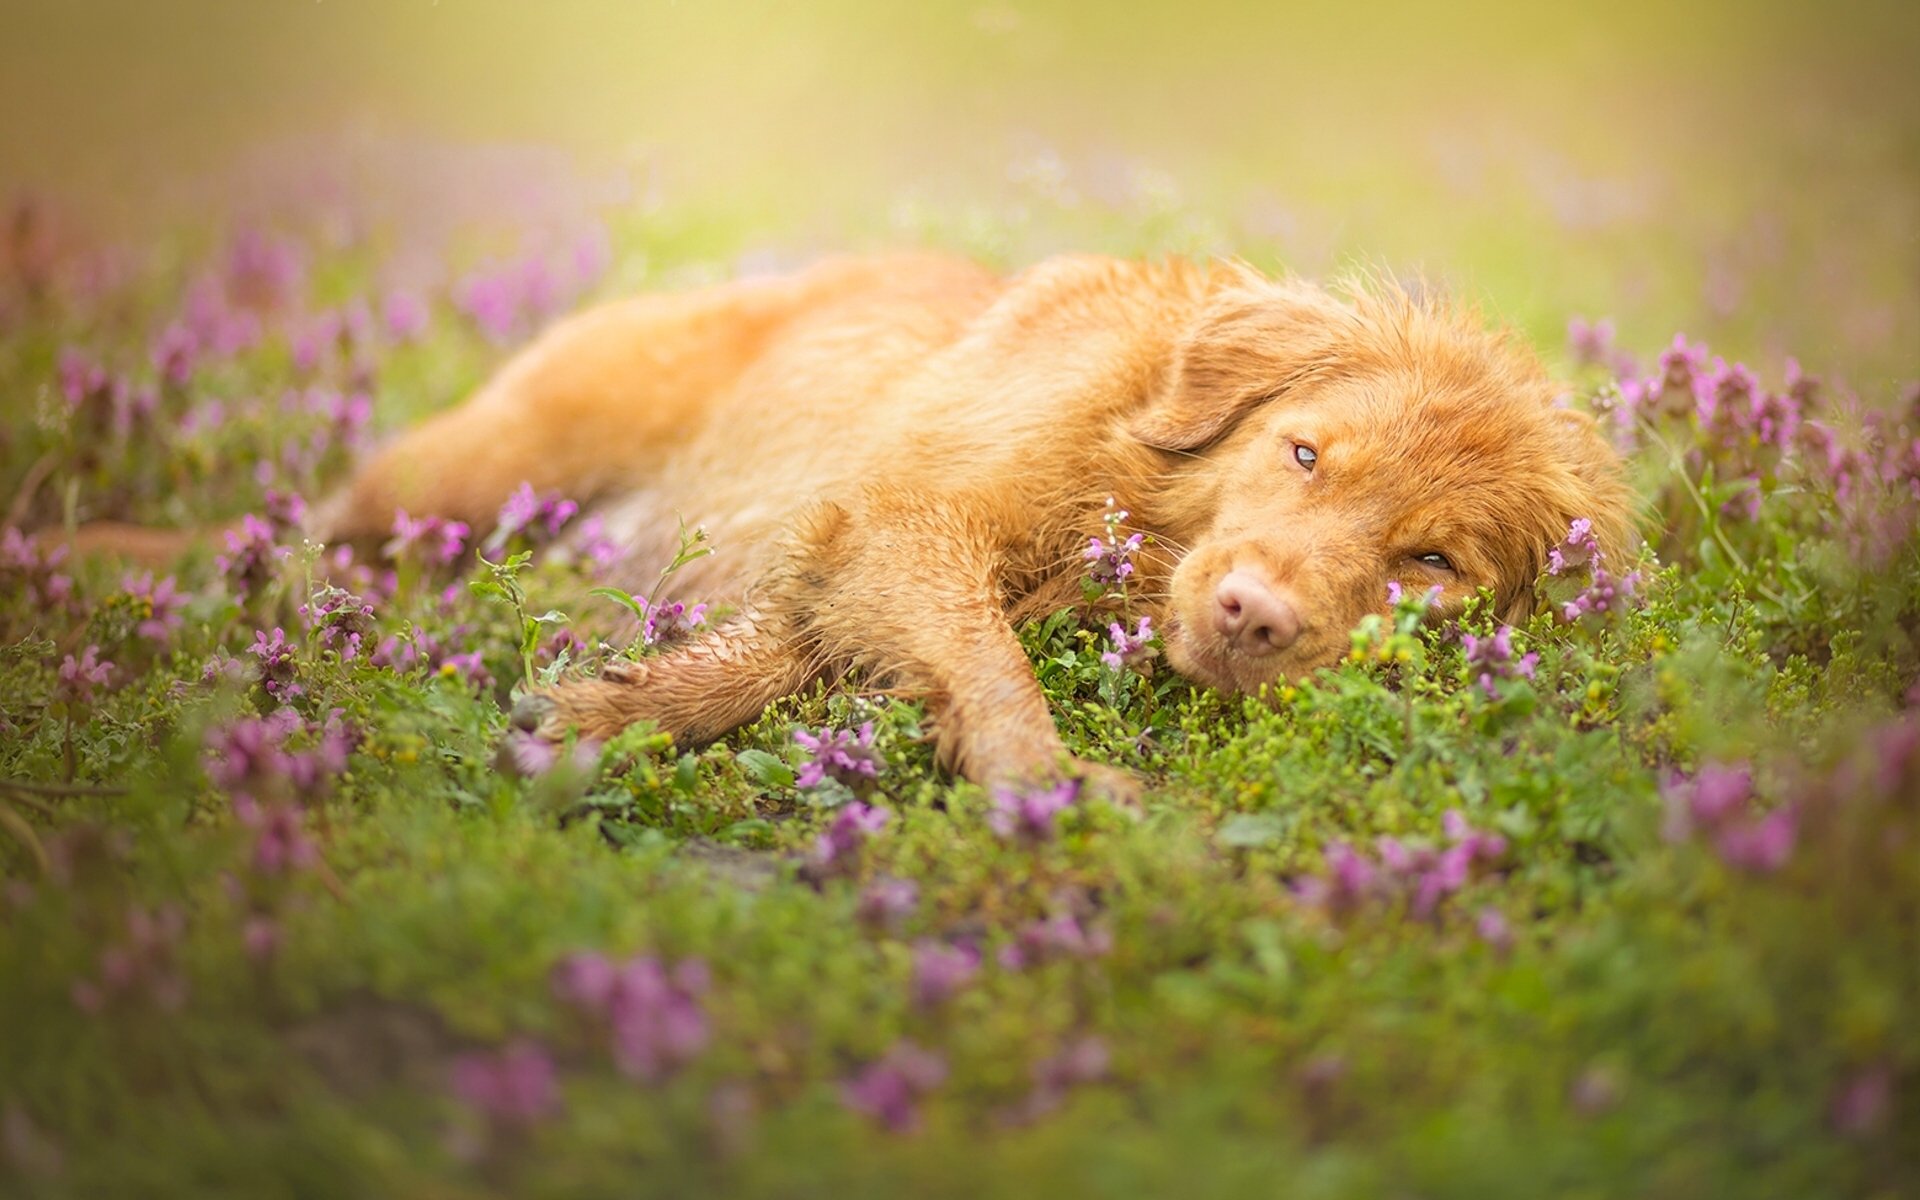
[2,3,1918,1196]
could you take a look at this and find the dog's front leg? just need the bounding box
[794,493,1129,799]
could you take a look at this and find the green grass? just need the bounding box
[2,9,1919,1186]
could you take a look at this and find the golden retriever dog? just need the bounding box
[86,253,1637,792]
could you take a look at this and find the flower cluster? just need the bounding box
[1,526,75,612]
[792,722,885,790]
[551,951,711,1081]
[855,877,920,931]
[1661,762,1797,874]
[987,780,1079,844]
[455,229,609,344]
[810,801,892,875]
[1101,616,1155,672]
[216,514,293,600]
[639,597,708,647]
[449,1040,562,1132]
[999,1035,1110,1125]
[1084,497,1144,589]
[384,509,469,566]
[299,585,376,660]
[120,572,187,644]
[1460,626,1538,698]
[70,904,189,1014]
[201,709,355,807]
[247,628,302,701]
[1295,810,1509,919]
[490,482,579,549]
[1547,517,1640,623]
[910,940,981,1009]
[998,912,1113,969]
[840,1039,947,1133]
[56,645,114,705]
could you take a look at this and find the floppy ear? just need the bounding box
[1498,405,1640,624]
[1129,277,1353,452]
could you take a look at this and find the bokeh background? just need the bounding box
[4,0,1917,388]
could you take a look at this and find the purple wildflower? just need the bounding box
[2,526,75,610]
[1000,912,1113,969]
[1461,626,1539,698]
[910,940,980,1009]
[551,952,710,1081]
[501,730,601,778]
[239,800,319,876]
[1714,806,1797,873]
[57,645,114,705]
[1084,498,1145,588]
[70,904,189,1015]
[449,1040,562,1130]
[987,779,1079,843]
[217,514,291,599]
[121,571,187,643]
[1101,615,1155,671]
[855,877,920,930]
[385,509,469,566]
[1830,1063,1893,1137]
[224,227,306,310]
[1475,906,1514,953]
[811,801,892,874]
[248,627,302,701]
[1562,564,1641,623]
[491,482,579,548]
[1547,518,1601,575]
[299,585,376,660]
[1297,812,1505,919]
[641,598,708,646]
[1661,761,1797,874]
[572,514,625,574]
[840,1040,947,1134]
[382,289,430,342]
[793,722,885,789]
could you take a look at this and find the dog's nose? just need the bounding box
[1213,570,1303,657]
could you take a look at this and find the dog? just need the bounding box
[87,252,1638,792]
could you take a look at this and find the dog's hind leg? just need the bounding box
[314,266,869,546]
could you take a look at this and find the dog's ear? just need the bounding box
[1130,276,1352,452]
[1499,405,1641,624]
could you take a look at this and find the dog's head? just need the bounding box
[1138,269,1635,695]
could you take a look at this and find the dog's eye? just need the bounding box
[1292,443,1318,470]
[1414,552,1454,572]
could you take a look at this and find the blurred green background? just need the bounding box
[4,0,1917,386]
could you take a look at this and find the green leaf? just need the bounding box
[735,748,795,789]
[1217,812,1289,848]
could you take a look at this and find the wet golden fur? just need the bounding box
[77,252,1636,791]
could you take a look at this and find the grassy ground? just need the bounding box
[3,4,1919,1196]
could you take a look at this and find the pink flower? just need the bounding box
[57,645,114,705]
[855,877,920,930]
[122,572,188,643]
[1101,616,1155,671]
[987,779,1079,843]
[840,1040,947,1133]
[811,801,892,873]
[449,1040,561,1130]
[551,952,710,1081]
[910,940,980,1008]
[793,723,885,789]
[385,509,469,566]
[1547,517,1601,575]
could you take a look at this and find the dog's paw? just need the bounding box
[1068,760,1145,814]
[598,657,650,686]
